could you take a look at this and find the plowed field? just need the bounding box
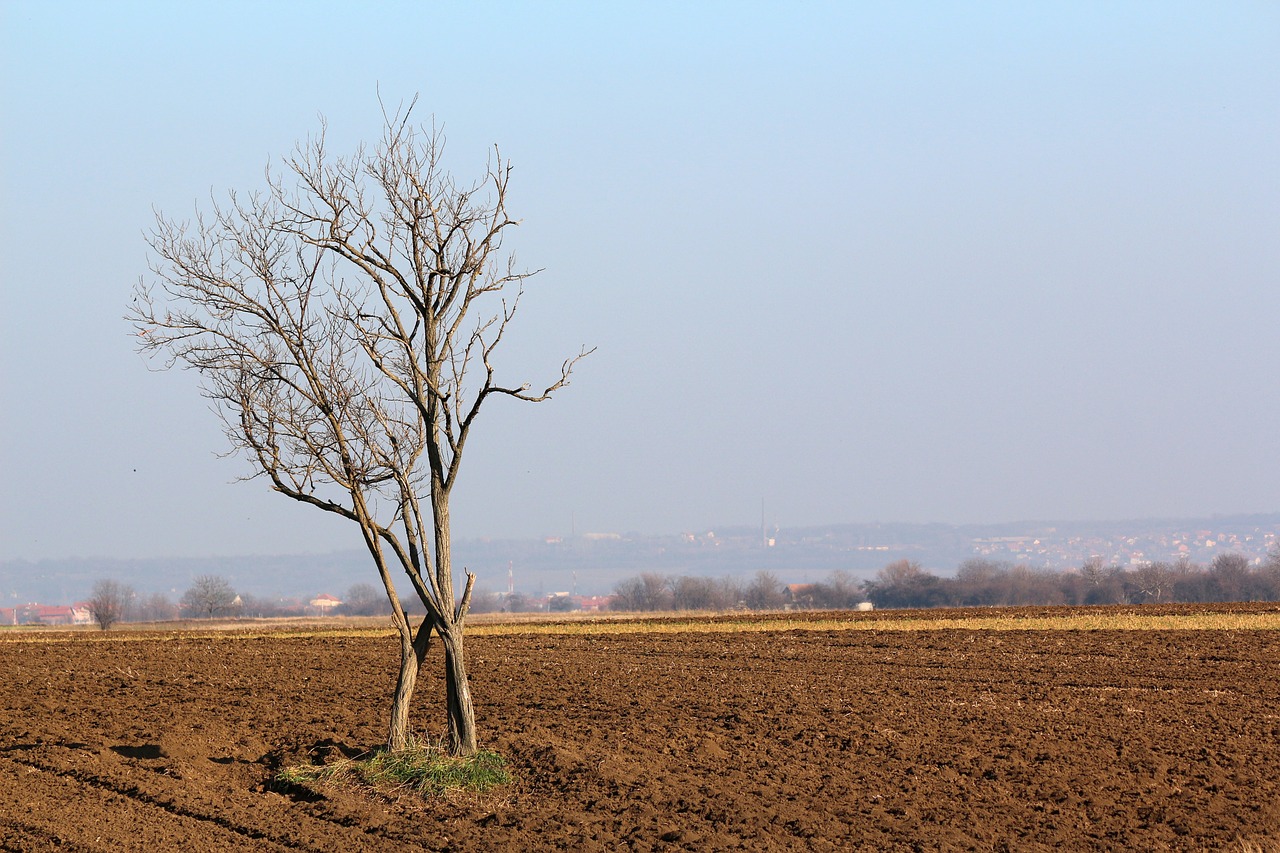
[2,605,1279,851]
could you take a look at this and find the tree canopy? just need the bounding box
[131,98,589,754]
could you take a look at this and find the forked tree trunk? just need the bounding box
[441,628,478,756]
[387,618,432,751]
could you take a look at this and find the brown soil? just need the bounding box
[2,605,1278,851]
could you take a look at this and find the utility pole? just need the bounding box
[761,498,767,549]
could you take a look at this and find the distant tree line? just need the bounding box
[611,548,1280,612]
[86,579,185,628]
[610,570,806,612]
[82,577,407,628]
[865,552,1280,609]
[81,547,1280,627]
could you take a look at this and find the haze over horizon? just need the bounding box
[3,509,1277,570]
[2,3,1277,562]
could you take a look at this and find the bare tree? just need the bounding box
[341,582,391,616]
[865,560,946,609]
[610,574,743,612]
[1079,557,1128,605]
[744,570,787,610]
[466,587,503,614]
[1132,561,1174,603]
[88,580,134,630]
[1209,552,1252,602]
[136,592,178,622]
[954,558,1007,606]
[671,575,730,611]
[1261,545,1280,601]
[612,573,672,611]
[130,99,589,755]
[180,575,239,619]
[810,570,863,610]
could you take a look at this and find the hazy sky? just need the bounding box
[2,2,1277,561]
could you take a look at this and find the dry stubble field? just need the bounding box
[1,604,1279,851]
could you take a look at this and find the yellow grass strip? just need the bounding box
[3,610,1278,643]
[465,612,1280,636]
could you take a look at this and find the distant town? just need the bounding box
[2,512,1276,624]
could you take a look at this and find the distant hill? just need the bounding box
[2,513,1275,606]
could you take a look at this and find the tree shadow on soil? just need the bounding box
[110,744,164,760]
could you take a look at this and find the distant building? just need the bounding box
[787,584,817,609]
[0,603,93,626]
[309,594,342,615]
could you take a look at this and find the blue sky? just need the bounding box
[2,2,1277,560]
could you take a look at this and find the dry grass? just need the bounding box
[1237,840,1280,853]
[3,606,1278,642]
[277,741,512,801]
[464,611,1280,637]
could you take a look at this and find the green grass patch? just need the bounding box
[277,741,512,800]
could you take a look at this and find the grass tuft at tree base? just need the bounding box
[277,739,512,800]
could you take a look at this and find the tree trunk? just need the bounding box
[387,617,432,751]
[441,628,477,756]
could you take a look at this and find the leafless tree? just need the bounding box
[743,570,788,610]
[341,582,391,616]
[1209,552,1252,601]
[611,573,673,611]
[954,558,1007,605]
[1132,561,1174,603]
[609,574,753,612]
[136,592,179,622]
[466,587,503,614]
[180,575,239,619]
[1079,557,1128,605]
[129,99,589,755]
[865,559,946,608]
[1261,545,1280,600]
[809,570,863,610]
[88,579,134,630]
[671,575,731,611]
